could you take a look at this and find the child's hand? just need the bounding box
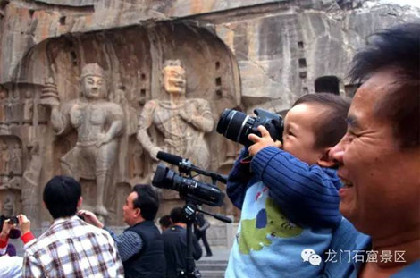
[248,125,282,156]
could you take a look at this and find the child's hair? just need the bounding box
[292,93,350,148]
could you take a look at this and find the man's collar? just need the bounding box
[53,215,79,225]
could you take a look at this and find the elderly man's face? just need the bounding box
[163,65,186,95]
[81,75,106,99]
[330,68,420,238]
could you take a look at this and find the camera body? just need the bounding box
[0,215,20,239]
[0,215,19,225]
[216,108,283,146]
[152,164,224,207]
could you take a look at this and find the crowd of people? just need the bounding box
[0,177,208,278]
[0,22,419,277]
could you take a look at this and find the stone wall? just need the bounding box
[0,0,418,227]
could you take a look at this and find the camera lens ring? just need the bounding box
[236,115,250,143]
[223,110,238,137]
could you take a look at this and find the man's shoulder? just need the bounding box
[24,227,55,255]
[162,228,182,242]
[163,225,185,235]
[28,218,113,250]
[80,221,114,240]
[129,221,161,236]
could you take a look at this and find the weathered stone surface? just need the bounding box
[33,0,97,5]
[0,0,418,226]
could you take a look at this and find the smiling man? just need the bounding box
[328,23,420,277]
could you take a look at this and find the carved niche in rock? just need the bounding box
[13,22,240,223]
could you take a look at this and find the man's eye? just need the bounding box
[344,131,358,142]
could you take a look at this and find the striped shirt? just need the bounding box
[22,215,124,278]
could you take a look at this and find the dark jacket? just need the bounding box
[162,224,202,278]
[123,220,166,278]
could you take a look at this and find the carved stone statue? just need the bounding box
[0,140,10,175]
[43,63,123,216]
[11,143,22,175]
[0,138,22,217]
[22,141,42,224]
[137,60,214,170]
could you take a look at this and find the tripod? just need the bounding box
[180,200,232,278]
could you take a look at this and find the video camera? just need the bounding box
[216,108,283,146]
[152,151,231,278]
[152,152,225,207]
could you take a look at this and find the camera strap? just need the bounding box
[240,156,253,164]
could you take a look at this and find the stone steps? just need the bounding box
[197,258,227,278]
[199,270,225,278]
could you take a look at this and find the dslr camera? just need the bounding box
[0,215,19,225]
[216,108,283,146]
[0,215,21,239]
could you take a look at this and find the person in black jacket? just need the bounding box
[162,207,202,278]
[80,184,165,278]
[194,213,213,257]
[159,215,173,232]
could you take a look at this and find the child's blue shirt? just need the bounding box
[225,147,342,277]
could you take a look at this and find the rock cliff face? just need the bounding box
[0,0,418,225]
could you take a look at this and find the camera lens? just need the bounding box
[217,108,283,146]
[216,109,255,145]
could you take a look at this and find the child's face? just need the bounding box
[282,103,326,165]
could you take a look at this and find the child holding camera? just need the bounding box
[225,93,350,277]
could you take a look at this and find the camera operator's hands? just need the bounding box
[18,215,31,235]
[248,125,282,156]
[78,210,104,229]
[1,219,15,239]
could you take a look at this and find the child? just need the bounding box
[225,93,350,277]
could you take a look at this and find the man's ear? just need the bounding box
[77,197,83,208]
[317,147,335,168]
[135,208,141,217]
